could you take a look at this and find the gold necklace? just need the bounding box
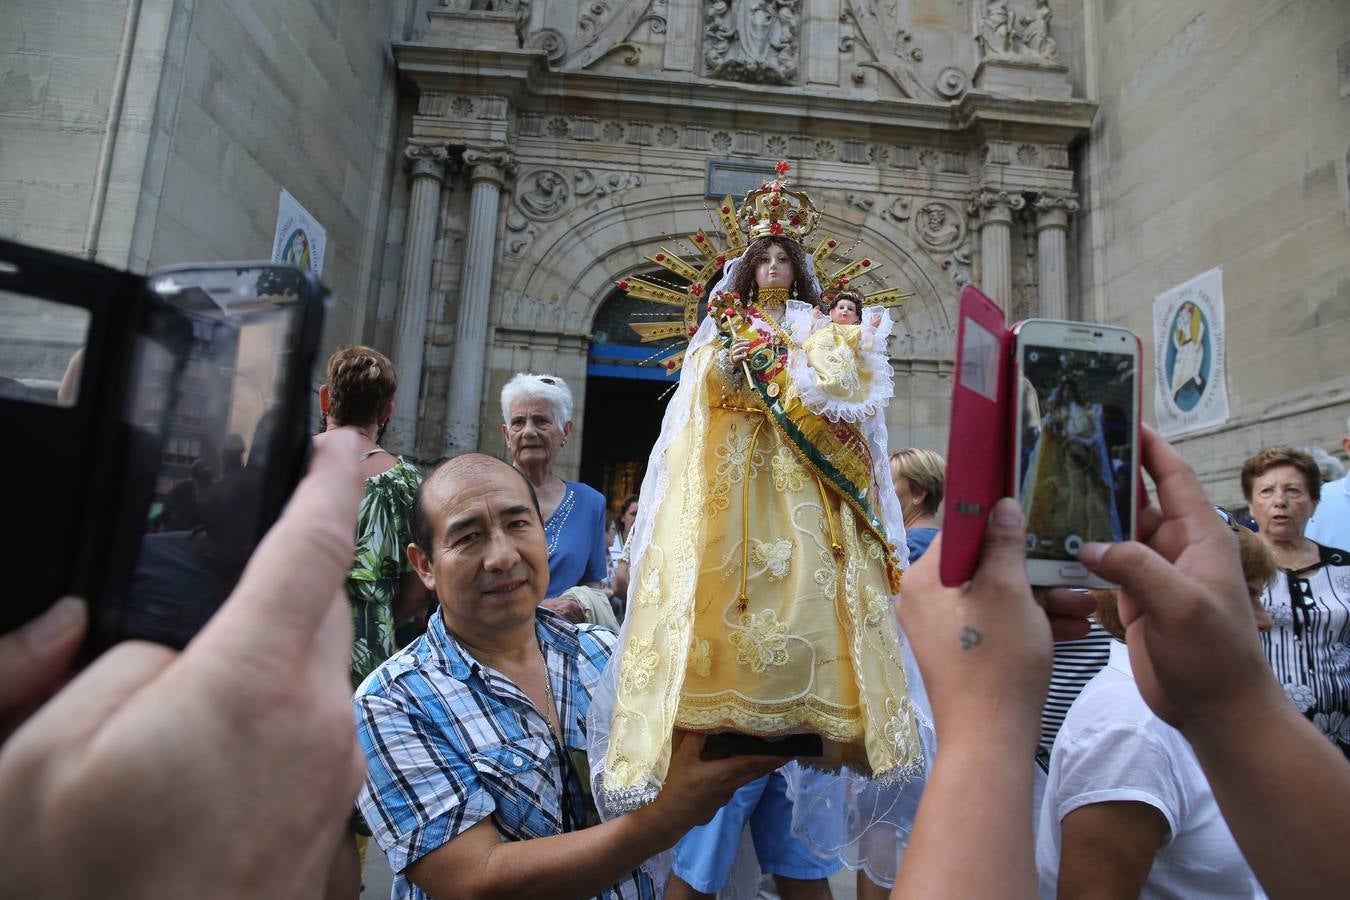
[537,643,562,740]
[756,286,790,307]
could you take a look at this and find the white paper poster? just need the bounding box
[271,189,326,275]
[1153,267,1228,437]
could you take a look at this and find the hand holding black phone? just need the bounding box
[0,241,328,653]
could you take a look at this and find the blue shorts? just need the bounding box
[672,770,841,893]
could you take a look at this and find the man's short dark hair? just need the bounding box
[411,454,542,554]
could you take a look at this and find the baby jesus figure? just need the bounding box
[787,289,895,424]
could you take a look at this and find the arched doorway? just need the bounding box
[579,274,698,512]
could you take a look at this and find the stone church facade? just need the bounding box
[3,1,1348,507]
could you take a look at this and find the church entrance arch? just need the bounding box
[496,182,959,507]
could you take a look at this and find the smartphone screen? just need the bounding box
[105,265,324,650]
[1014,328,1138,570]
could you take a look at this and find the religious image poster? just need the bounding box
[271,189,326,276]
[1152,266,1229,437]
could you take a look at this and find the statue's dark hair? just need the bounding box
[728,236,820,307]
[828,289,864,312]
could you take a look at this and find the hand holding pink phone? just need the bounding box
[941,286,1141,588]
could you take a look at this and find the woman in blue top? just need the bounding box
[889,448,945,564]
[500,373,607,618]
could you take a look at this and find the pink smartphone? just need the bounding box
[1010,319,1141,588]
[940,285,1015,587]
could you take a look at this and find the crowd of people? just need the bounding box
[2,330,1349,899]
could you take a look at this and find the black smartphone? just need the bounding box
[703,732,824,758]
[0,242,329,652]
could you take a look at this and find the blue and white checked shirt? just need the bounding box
[355,607,654,900]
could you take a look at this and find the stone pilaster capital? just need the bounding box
[1036,191,1080,222]
[462,147,517,187]
[404,141,454,182]
[969,189,1025,226]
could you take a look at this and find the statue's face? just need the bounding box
[754,242,794,289]
[830,298,860,324]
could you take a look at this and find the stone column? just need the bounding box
[1034,193,1080,320]
[387,141,452,453]
[445,147,515,455]
[971,189,1026,313]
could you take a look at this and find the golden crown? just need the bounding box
[614,159,912,375]
[738,160,821,242]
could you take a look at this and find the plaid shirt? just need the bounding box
[355,607,653,900]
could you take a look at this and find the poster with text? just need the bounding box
[271,189,326,276]
[1153,267,1228,437]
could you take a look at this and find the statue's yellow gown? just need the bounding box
[603,309,923,802]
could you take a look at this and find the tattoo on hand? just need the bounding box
[960,626,982,651]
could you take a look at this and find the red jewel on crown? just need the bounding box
[618,280,629,290]
[769,222,783,236]
[775,160,790,176]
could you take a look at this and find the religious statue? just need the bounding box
[704,0,801,84]
[593,163,928,827]
[980,0,1014,55]
[1020,0,1058,60]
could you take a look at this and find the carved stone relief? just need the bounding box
[440,0,532,40]
[510,114,976,175]
[704,0,800,85]
[977,0,1059,63]
[497,289,587,331]
[419,94,509,121]
[910,200,966,253]
[838,0,947,99]
[515,169,570,221]
[504,167,645,257]
[549,0,667,71]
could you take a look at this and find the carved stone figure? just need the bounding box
[979,0,1058,62]
[1020,0,1058,60]
[704,0,800,86]
[911,201,964,253]
[518,170,569,220]
[980,0,1013,55]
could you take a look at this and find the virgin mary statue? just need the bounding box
[590,164,931,838]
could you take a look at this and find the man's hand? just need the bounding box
[540,596,586,624]
[730,338,751,363]
[643,732,785,840]
[0,431,367,899]
[898,500,1095,740]
[1075,426,1279,729]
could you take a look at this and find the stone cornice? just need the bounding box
[393,43,1098,146]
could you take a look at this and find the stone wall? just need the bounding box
[1074,0,1350,506]
[0,0,437,354]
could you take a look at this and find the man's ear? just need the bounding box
[563,420,574,442]
[407,542,436,592]
[1342,436,1350,459]
[378,399,394,426]
[319,383,331,416]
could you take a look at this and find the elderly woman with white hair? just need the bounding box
[500,373,608,618]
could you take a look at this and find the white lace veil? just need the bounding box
[585,245,934,891]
